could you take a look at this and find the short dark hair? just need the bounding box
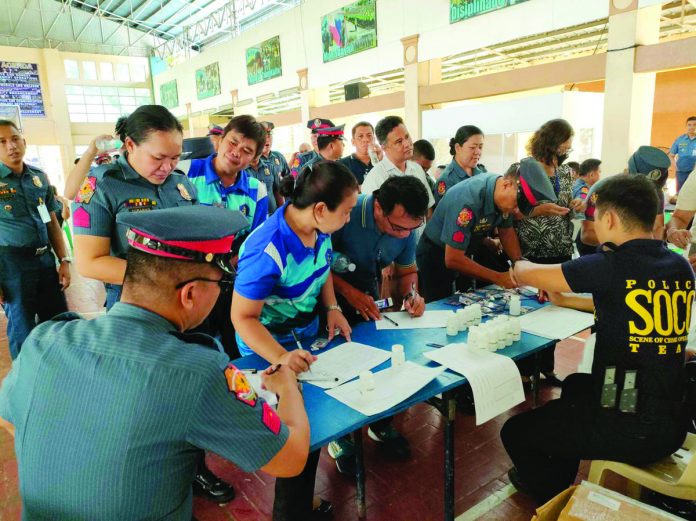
[0,119,20,132]
[413,139,435,161]
[124,247,211,290]
[222,115,266,156]
[279,161,358,211]
[114,116,128,142]
[527,118,574,165]
[594,175,657,232]
[687,116,696,124]
[579,158,601,177]
[74,157,81,164]
[375,115,404,146]
[374,176,429,219]
[317,135,341,150]
[449,125,483,156]
[118,105,183,145]
[352,121,374,137]
[567,161,580,174]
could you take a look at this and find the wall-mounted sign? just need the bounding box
[0,62,45,117]
[195,62,221,100]
[321,0,377,63]
[160,80,179,109]
[246,36,282,85]
[450,0,530,24]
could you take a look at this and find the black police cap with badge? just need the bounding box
[116,205,248,275]
[307,118,345,139]
[516,157,559,216]
[627,145,671,187]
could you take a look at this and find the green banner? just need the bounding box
[159,80,178,109]
[195,62,221,100]
[246,36,282,85]
[321,0,377,63]
[450,0,530,24]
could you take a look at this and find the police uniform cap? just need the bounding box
[627,146,670,182]
[260,121,275,131]
[207,125,224,137]
[517,157,558,205]
[116,206,248,272]
[307,118,344,138]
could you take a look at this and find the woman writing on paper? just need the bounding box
[231,160,358,520]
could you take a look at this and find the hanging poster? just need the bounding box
[195,62,221,100]
[450,0,530,24]
[160,80,179,109]
[246,36,282,85]
[0,62,45,117]
[321,0,377,63]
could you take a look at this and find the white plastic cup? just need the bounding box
[392,344,405,367]
[446,315,459,336]
[456,309,468,332]
[359,371,376,394]
[468,326,479,349]
[509,295,521,316]
[472,304,482,325]
[513,317,522,341]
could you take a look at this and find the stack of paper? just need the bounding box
[519,305,594,339]
[298,342,390,389]
[425,343,524,425]
[374,310,454,330]
[326,361,445,416]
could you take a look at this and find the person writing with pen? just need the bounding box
[231,161,357,521]
[326,176,429,476]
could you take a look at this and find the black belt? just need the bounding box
[0,245,49,256]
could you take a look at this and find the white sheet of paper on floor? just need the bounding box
[298,342,390,389]
[246,373,278,408]
[325,361,445,416]
[518,305,594,340]
[424,343,524,425]
[374,310,454,330]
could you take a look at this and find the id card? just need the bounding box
[37,203,51,223]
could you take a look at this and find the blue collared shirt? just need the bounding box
[670,133,696,173]
[338,154,373,185]
[433,160,485,205]
[247,157,280,214]
[331,194,416,297]
[0,162,60,247]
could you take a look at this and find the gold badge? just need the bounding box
[4,204,11,212]
[205,253,214,262]
[647,169,662,181]
[314,118,321,128]
[264,167,271,176]
[177,183,192,201]
[32,176,42,188]
[274,158,280,166]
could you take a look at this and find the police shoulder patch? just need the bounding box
[456,208,473,227]
[262,402,281,435]
[75,177,97,204]
[224,363,257,407]
[437,181,446,196]
[452,231,466,243]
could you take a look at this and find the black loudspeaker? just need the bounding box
[182,137,214,160]
[344,82,370,101]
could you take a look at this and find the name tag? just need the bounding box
[37,203,51,223]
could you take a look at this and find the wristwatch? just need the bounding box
[326,304,342,313]
[60,257,72,264]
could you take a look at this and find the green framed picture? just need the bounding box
[159,80,178,109]
[246,36,282,85]
[450,0,530,24]
[195,62,221,100]
[321,0,377,63]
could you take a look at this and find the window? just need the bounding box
[82,61,97,80]
[65,85,152,122]
[99,62,114,81]
[130,64,147,82]
[64,60,79,80]
[114,63,130,81]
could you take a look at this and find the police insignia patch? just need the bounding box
[75,177,97,204]
[452,231,465,243]
[590,193,598,204]
[314,118,321,128]
[264,167,271,176]
[177,183,192,201]
[262,401,281,435]
[72,206,91,228]
[274,158,280,166]
[647,169,662,181]
[224,363,257,407]
[32,175,42,188]
[437,181,446,196]
[239,203,249,216]
[3,204,11,212]
[456,208,473,227]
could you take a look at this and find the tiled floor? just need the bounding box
[0,267,592,521]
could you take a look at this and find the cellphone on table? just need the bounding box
[310,338,329,351]
[354,297,393,314]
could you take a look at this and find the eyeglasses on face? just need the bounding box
[175,277,233,293]
[386,214,423,232]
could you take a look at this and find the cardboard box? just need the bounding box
[531,481,683,521]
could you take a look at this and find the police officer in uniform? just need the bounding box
[434,125,486,206]
[416,171,525,303]
[72,105,198,310]
[0,119,71,359]
[260,121,291,178]
[0,205,311,521]
[502,175,693,504]
[290,119,345,177]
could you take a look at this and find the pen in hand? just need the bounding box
[291,329,312,373]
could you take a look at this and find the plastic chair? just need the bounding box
[588,432,696,500]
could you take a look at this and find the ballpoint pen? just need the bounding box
[382,314,399,327]
[291,329,312,373]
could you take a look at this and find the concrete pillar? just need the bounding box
[600,0,661,175]
[41,49,74,179]
[298,69,310,125]
[401,35,441,140]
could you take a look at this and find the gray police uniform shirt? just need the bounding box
[331,194,417,297]
[433,160,485,205]
[0,303,289,520]
[267,150,290,178]
[71,154,197,258]
[423,173,513,254]
[0,162,60,247]
[247,158,280,214]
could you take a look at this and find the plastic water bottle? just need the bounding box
[367,143,380,164]
[331,252,356,273]
[96,138,122,153]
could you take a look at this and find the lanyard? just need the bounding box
[552,170,560,196]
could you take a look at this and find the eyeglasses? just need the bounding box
[175,277,233,293]
[386,215,423,232]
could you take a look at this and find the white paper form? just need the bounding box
[519,305,594,340]
[246,373,278,407]
[424,343,524,425]
[298,342,390,389]
[325,361,445,416]
[374,310,454,330]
